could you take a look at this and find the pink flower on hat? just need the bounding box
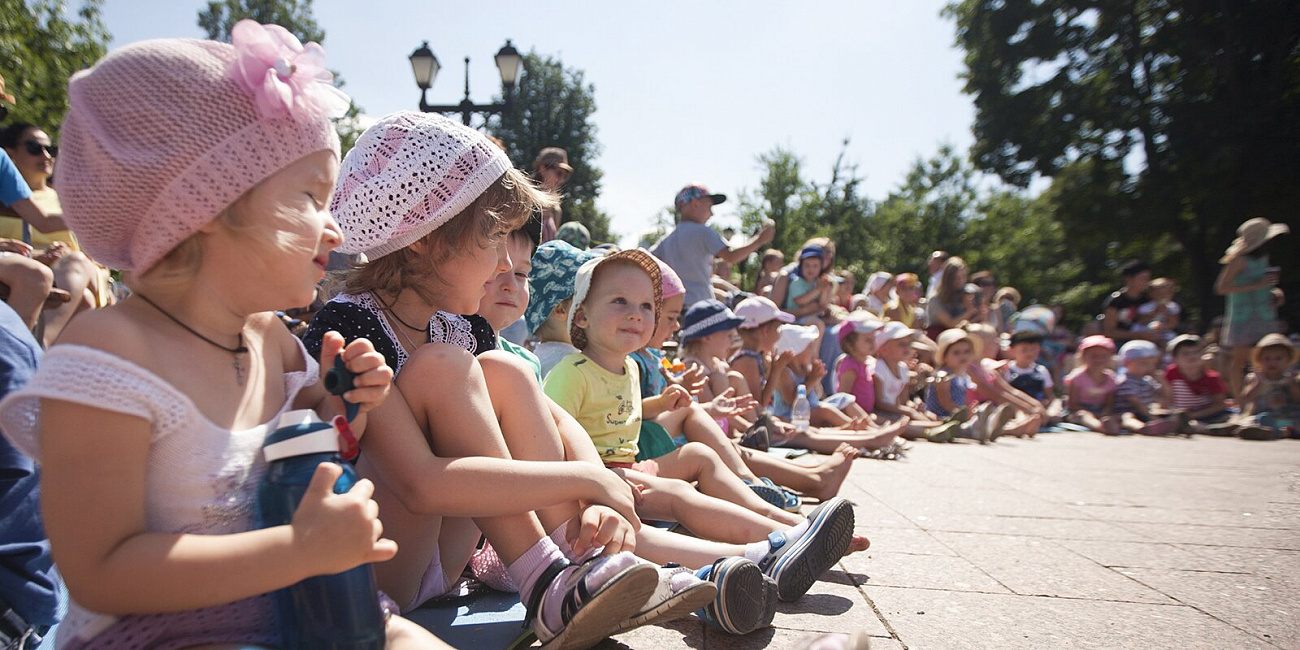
[230,20,350,120]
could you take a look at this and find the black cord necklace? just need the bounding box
[373,292,430,342]
[136,293,250,386]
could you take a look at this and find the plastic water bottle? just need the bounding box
[258,410,385,650]
[792,384,811,433]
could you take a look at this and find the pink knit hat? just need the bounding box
[651,253,685,299]
[331,111,512,259]
[57,22,344,273]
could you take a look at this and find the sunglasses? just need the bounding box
[23,141,57,157]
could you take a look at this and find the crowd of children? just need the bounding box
[0,23,1295,650]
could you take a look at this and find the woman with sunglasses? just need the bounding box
[1,122,114,344]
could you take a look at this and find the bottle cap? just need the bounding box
[263,409,339,461]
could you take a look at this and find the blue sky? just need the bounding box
[101,1,977,246]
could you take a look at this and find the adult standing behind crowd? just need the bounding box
[532,146,571,243]
[0,122,111,345]
[1100,260,1155,344]
[926,250,949,299]
[926,256,977,338]
[1216,217,1288,396]
[652,183,773,307]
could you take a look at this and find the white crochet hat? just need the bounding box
[331,111,512,259]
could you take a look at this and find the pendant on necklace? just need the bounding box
[234,352,247,387]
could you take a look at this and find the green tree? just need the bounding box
[198,0,364,154]
[867,144,978,277]
[947,0,1300,322]
[0,0,110,140]
[488,52,611,243]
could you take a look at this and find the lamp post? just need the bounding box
[409,39,522,126]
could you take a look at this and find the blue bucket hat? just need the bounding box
[526,240,600,335]
[679,299,746,343]
[798,245,825,261]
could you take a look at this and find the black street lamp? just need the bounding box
[409,39,522,126]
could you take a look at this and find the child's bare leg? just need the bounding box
[660,404,761,482]
[811,404,854,428]
[477,351,581,533]
[1121,412,1145,433]
[655,442,801,525]
[634,526,749,567]
[620,470,788,543]
[739,443,856,500]
[399,345,563,562]
[1072,410,1105,433]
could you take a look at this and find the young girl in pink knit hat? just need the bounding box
[0,23,446,648]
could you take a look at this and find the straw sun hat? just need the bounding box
[1221,217,1289,263]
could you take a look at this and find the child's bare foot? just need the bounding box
[810,445,856,500]
[847,533,871,554]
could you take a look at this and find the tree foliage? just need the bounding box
[0,0,110,140]
[947,0,1300,322]
[489,52,612,243]
[198,0,363,154]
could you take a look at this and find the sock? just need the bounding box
[536,552,640,633]
[507,536,567,610]
[549,519,602,562]
[742,519,812,563]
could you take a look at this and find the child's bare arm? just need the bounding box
[935,375,960,413]
[837,367,857,395]
[40,402,395,615]
[1066,380,1083,412]
[642,385,691,419]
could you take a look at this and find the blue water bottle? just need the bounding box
[258,409,385,649]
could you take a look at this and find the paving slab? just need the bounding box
[537,435,1300,649]
[929,531,1175,603]
[865,585,1275,650]
[841,550,1010,594]
[1120,567,1299,648]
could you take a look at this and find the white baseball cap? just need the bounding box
[874,321,917,347]
[774,324,820,356]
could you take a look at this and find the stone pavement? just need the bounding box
[611,434,1300,650]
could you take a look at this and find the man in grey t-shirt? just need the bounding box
[651,184,774,307]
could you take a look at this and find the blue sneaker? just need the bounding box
[759,497,855,601]
[695,556,777,635]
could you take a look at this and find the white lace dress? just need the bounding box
[0,342,318,649]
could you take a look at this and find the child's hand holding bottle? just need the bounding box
[290,463,397,576]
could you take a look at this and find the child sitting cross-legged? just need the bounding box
[1114,340,1176,435]
[1163,334,1232,435]
[1232,333,1299,440]
[1065,335,1123,435]
[542,249,862,607]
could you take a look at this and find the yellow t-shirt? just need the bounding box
[0,187,79,249]
[543,352,642,465]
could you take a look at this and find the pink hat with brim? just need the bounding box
[734,296,795,329]
[1079,335,1117,353]
[58,25,343,273]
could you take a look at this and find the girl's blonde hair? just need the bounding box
[338,168,556,303]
